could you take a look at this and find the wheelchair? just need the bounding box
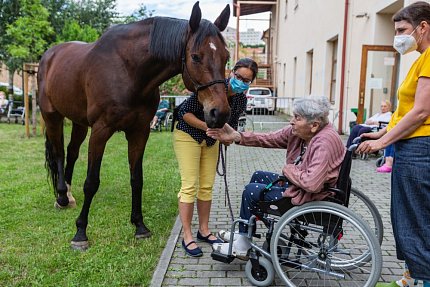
[211,141,382,286]
[150,111,173,132]
[0,100,25,124]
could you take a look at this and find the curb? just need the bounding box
[150,216,182,287]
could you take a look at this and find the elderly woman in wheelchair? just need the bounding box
[207,96,382,286]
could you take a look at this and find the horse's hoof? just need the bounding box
[54,201,68,209]
[70,240,89,251]
[54,200,76,209]
[135,231,151,239]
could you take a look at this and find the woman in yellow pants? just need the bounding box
[174,58,258,257]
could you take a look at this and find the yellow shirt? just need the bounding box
[387,47,430,138]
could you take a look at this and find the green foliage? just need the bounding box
[0,124,180,286]
[64,0,117,35]
[159,75,188,95]
[120,3,154,24]
[5,0,54,63]
[56,20,99,43]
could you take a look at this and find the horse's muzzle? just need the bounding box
[205,108,231,128]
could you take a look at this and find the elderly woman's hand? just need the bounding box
[207,123,237,142]
[355,139,385,154]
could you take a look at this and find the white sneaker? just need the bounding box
[212,234,251,260]
[217,230,240,242]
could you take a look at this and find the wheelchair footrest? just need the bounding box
[211,251,235,263]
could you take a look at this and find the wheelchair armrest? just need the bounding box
[378,121,389,129]
[326,187,347,205]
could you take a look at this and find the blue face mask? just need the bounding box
[230,77,250,94]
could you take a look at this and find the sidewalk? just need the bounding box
[151,131,406,286]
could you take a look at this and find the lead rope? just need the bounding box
[216,143,235,222]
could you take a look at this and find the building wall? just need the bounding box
[271,0,425,133]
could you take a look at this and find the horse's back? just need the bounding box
[38,42,94,124]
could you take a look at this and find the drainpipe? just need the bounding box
[338,0,349,134]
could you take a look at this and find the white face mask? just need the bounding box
[393,26,419,55]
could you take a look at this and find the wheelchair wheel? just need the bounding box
[270,202,382,287]
[245,257,274,287]
[376,156,385,167]
[350,187,384,245]
[238,116,254,132]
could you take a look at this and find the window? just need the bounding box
[306,50,313,95]
[329,39,338,103]
[293,57,297,97]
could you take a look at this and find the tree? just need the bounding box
[159,75,188,95]
[56,19,99,43]
[120,3,154,24]
[64,0,117,35]
[0,0,21,94]
[5,0,53,97]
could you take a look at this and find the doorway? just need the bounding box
[356,45,399,124]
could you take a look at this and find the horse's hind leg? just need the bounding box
[64,123,89,207]
[42,112,69,208]
[125,127,152,239]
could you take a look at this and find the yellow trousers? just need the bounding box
[173,128,219,203]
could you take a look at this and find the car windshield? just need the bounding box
[249,89,270,96]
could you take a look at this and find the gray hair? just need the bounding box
[293,96,331,127]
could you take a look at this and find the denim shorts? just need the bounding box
[392,136,430,280]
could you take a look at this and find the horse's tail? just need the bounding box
[44,132,60,197]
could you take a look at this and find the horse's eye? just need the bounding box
[191,54,201,62]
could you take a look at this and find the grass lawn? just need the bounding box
[0,123,180,286]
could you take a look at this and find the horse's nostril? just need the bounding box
[209,108,219,119]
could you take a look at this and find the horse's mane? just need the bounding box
[149,17,225,62]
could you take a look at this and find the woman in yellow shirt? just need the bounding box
[357,2,430,286]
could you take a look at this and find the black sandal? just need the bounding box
[181,240,203,257]
[197,231,223,244]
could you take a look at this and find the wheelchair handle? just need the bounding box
[349,137,362,153]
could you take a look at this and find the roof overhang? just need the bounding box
[233,0,276,17]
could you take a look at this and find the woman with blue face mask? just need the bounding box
[357,2,430,286]
[173,58,258,257]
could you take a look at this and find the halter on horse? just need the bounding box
[37,1,230,250]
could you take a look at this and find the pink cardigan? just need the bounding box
[238,123,346,205]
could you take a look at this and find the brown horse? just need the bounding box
[37,1,230,250]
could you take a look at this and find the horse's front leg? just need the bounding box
[71,124,114,251]
[126,128,151,239]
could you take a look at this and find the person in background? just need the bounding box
[174,58,258,257]
[357,2,430,286]
[206,97,345,258]
[362,126,395,173]
[346,100,392,148]
[0,91,8,114]
[376,143,394,173]
[150,98,170,130]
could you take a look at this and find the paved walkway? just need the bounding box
[151,120,409,287]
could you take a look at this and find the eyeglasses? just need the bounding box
[234,72,252,85]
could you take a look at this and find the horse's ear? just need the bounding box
[189,1,202,32]
[214,4,230,32]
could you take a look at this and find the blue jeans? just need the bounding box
[392,137,430,280]
[384,143,394,158]
[239,171,291,233]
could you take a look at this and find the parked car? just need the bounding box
[246,87,274,114]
